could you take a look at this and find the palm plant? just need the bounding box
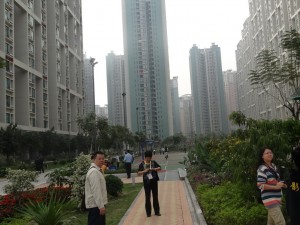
[20,194,80,225]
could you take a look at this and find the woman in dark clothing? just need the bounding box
[137,150,161,217]
[286,146,300,225]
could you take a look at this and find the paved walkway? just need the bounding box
[120,180,194,225]
[118,152,205,225]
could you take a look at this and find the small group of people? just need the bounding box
[84,150,161,224]
[257,146,300,225]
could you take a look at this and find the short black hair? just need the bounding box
[144,150,152,158]
[91,151,105,160]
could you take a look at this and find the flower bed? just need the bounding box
[0,186,72,221]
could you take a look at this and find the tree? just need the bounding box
[229,111,247,127]
[249,29,300,120]
[0,124,21,164]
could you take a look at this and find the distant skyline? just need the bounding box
[82,0,249,106]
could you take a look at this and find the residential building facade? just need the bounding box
[95,105,108,118]
[223,70,239,131]
[0,0,84,134]
[236,0,300,120]
[83,54,96,115]
[122,0,173,139]
[179,94,195,139]
[189,44,228,135]
[106,52,126,126]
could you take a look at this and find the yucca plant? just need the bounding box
[19,193,80,225]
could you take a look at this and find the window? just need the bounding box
[5,26,13,39]
[30,102,36,113]
[29,57,35,68]
[6,95,13,108]
[28,15,34,27]
[6,78,13,90]
[6,61,13,73]
[6,113,13,124]
[28,42,34,54]
[29,87,35,98]
[28,28,34,40]
[30,117,36,127]
[29,73,35,84]
[28,0,34,9]
[5,43,13,55]
[5,9,12,22]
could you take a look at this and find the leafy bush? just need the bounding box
[105,175,123,197]
[4,169,38,202]
[196,182,267,225]
[70,153,90,210]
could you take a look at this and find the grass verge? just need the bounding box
[76,183,143,224]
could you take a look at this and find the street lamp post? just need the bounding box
[122,92,127,127]
[136,107,139,132]
[90,58,98,113]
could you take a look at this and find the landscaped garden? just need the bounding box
[185,115,300,225]
[0,153,143,225]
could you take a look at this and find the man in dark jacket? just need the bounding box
[137,151,161,217]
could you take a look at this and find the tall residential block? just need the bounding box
[179,94,195,139]
[236,0,300,120]
[223,70,239,131]
[95,105,108,118]
[83,54,96,115]
[106,52,126,126]
[170,77,180,134]
[122,0,173,139]
[0,0,84,134]
[189,44,228,135]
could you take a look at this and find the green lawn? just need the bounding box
[76,183,143,224]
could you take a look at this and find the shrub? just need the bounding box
[19,194,80,225]
[70,153,90,210]
[105,175,123,197]
[196,182,267,225]
[4,169,38,203]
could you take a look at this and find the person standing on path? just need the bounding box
[124,151,134,178]
[257,147,287,225]
[137,150,161,217]
[85,151,108,225]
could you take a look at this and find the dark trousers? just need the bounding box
[144,180,160,216]
[88,207,105,225]
[125,163,131,178]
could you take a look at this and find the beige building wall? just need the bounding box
[0,0,84,134]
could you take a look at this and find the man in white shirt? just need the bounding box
[85,151,108,225]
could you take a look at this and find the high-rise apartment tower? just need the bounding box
[122,0,173,139]
[236,0,300,120]
[106,52,126,126]
[189,44,228,135]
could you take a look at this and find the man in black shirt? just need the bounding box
[137,151,161,217]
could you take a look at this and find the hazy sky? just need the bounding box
[82,0,250,106]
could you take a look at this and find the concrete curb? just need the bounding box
[184,178,207,225]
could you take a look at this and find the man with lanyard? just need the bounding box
[85,151,108,225]
[137,150,161,217]
[124,151,134,178]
